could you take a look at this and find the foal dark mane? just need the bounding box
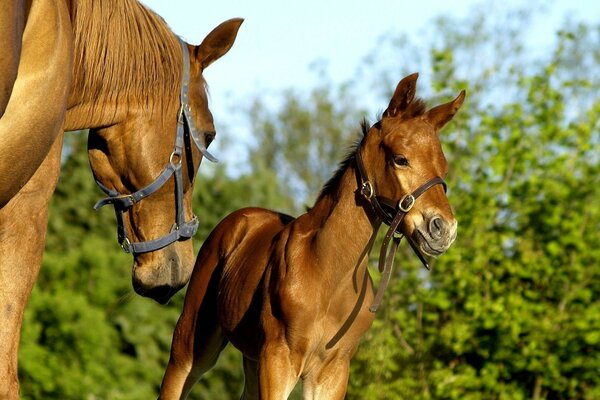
[71,0,200,111]
[315,120,368,202]
[315,98,427,203]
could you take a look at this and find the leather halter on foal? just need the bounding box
[355,145,447,312]
[94,40,216,254]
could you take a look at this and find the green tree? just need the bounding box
[348,10,600,400]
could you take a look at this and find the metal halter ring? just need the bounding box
[361,181,375,199]
[398,194,415,212]
[169,151,182,166]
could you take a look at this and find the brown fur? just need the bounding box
[0,2,242,397]
[159,74,466,399]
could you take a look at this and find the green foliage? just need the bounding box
[246,77,366,209]
[347,11,600,400]
[19,3,599,399]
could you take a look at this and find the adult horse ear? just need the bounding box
[383,72,419,118]
[195,18,244,70]
[424,90,466,130]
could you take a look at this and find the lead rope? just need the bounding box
[369,210,404,312]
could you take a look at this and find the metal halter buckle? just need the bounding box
[120,237,132,253]
[398,194,415,212]
[361,181,375,199]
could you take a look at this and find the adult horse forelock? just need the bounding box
[159,73,465,399]
[0,1,242,397]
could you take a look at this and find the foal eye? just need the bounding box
[393,154,410,167]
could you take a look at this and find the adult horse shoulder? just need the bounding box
[159,73,466,399]
[0,1,243,398]
[0,0,72,207]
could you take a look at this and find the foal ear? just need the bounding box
[424,90,466,130]
[383,73,419,118]
[195,18,244,70]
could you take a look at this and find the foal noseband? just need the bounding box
[355,146,447,312]
[94,39,216,254]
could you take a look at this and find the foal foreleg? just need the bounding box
[240,356,259,400]
[159,245,226,399]
[302,359,351,400]
[258,343,300,400]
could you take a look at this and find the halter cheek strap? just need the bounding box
[93,39,217,254]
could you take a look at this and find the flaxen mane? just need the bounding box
[70,0,202,112]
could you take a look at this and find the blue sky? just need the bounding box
[140,0,598,167]
[141,0,597,103]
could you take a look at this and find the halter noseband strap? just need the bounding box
[355,147,447,312]
[93,39,216,254]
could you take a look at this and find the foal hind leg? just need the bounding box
[0,134,62,400]
[159,249,226,399]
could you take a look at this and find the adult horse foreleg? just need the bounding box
[0,0,72,207]
[0,0,25,116]
[0,133,63,400]
[159,244,227,399]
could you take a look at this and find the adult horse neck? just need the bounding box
[0,1,243,398]
[158,73,465,399]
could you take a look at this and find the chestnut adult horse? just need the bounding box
[0,1,242,398]
[159,73,465,399]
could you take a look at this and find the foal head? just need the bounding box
[87,18,243,303]
[361,73,465,256]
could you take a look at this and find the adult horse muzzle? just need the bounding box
[94,39,216,254]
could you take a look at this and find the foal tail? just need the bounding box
[159,229,227,400]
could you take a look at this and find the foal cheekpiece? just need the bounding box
[355,144,447,312]
[93,39,216,254]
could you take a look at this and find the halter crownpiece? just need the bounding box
[93,39,217,254]
[354,145,447,312]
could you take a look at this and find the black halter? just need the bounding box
[93,39,217,254]
[355,146,447,312]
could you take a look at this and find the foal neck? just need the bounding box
[308,161,380,283]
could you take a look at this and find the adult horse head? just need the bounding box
[63,2,243,303]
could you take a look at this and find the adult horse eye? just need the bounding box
[393,154,409,167]
[204,132,215,146]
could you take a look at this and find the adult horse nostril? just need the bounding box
[429,217,446,239]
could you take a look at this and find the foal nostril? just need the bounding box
[429,217,446,239]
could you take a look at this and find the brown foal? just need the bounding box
[159,73,465,399]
